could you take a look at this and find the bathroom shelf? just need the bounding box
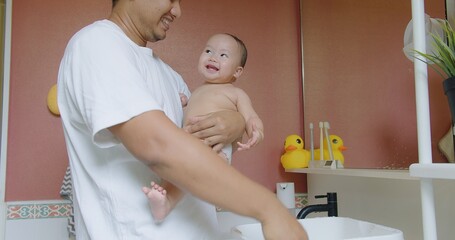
[286,168,418,180]
[405,1,453,239]
[409,163,455,180]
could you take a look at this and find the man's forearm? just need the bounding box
[109,110,279,221]
[110,110,307,239]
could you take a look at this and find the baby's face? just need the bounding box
[198,34,243,84]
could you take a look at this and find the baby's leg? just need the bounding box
[142,181,182,222]
[218,144,232,165]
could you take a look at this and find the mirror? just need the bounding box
[0,0,8,234]
[448,0,455,27]
[300,0,447,169]
[0,0,6,183]
[0,0,5,148]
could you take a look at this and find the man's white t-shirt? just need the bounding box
[57,20,220,240]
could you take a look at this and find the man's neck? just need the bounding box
[108,12,147,47]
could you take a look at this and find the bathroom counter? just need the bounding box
[286,167,418,180]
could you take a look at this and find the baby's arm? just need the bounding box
[234,88,264,151]
[237,120,263,151]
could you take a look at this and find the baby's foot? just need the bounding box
[142,182,172,223]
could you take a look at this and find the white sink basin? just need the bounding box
[232,217,404,240]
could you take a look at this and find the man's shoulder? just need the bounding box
[66,20,132,56]
[73,20,120,40]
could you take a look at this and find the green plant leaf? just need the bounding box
[412,19,455,79]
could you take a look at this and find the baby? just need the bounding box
[142,33,264,222]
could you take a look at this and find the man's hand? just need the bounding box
[184,110,245,152]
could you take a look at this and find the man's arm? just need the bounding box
[109,110,307,240]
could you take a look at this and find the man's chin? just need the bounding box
[149,32,167,42]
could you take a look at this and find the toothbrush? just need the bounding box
[324,122,334,160]
[310,123,314,161]
[319,122,324,160]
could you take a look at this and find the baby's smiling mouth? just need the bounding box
[206,64,219,71]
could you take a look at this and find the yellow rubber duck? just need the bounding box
[280,134,310,169]
[314,135,347,165]
[47,84,60,116]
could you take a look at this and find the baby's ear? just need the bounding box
[233,66,244,79]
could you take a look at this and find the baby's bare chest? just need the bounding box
[185,85,238,117]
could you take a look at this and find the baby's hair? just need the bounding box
[225,33,248,68]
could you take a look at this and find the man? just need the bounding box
[57,0,308,239]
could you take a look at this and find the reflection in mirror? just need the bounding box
[448,0,455,27]
[300,0,447,169]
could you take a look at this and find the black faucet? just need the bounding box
[296,192,338,219]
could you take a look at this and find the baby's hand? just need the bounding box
[237,134,258,151]
[179,93,188,107]
[237,124,263,151]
